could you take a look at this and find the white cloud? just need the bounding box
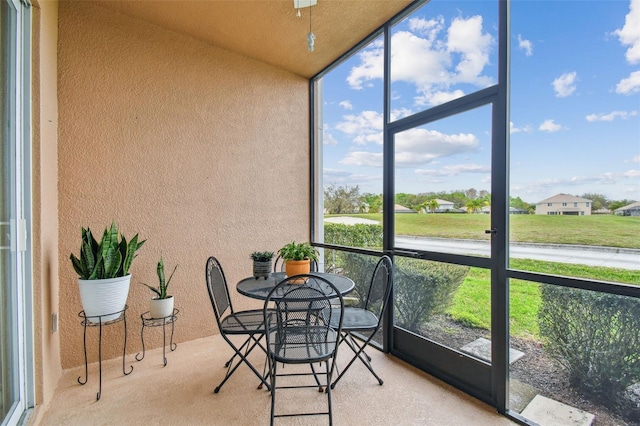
[517,34,533,56]
[322,168,382,187]
[335,110,383,145]
[339,100,353,110]
[408,16,445,38]
[339,127,479,168]
[390,108,414,121]
[613,0,640,64]
[333,108,413,147]
[552,72,578,97]
[447,16,495,85]
[539,119,562,132]
[323,168,353,180]
[585,110,638,121]
[415,163,490,176]
[346,40,384,90]
[394,128,479,167]
[628,155,640,163]
[624,169,640,178]
[347,15,495,107]
[322,131,338,146]
[415,90,465,107]
[616,70,640,94]
[510,121,533,134]
[340,151,383,167]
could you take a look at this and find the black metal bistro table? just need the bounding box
[237,271,355,301]
[237,271,355,393]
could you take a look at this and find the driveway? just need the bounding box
[395,236,640,271]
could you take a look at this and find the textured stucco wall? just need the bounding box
[58,1,310,369]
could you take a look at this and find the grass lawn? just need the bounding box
[324,213,639,340]
[328,213,640,249]
[447,259,640,339]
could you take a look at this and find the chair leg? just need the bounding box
[326,359,334,425]
[269,356,277,426]
[331,331,383,389]
[214,334,270,393]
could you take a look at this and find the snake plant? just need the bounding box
[141,256,178,299]
[70,221,145,280]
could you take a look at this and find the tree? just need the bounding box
[362,193,382,213]
[421,198,440,213]
[465,188,478,199]
[610,199,636,211]
[510,196,531,211]
[581,193,609,212]
[465,198,485,213]
[446,191,469,209]
[324,184,362,214]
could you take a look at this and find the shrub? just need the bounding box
[323,223,382,248]
[331,251,379,307]
[539,285,640,412]
[394,258,470,332]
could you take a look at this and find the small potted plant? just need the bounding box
[70,221,145,323]
[250,251,274,279]
[141,256,178,319]
[278,241,319,279]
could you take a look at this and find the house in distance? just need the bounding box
[535,193,592,216]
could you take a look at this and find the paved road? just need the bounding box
[395,236,640,271]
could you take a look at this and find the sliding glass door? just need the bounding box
[1,1,31,424]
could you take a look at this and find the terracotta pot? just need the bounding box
[285,259,311,283]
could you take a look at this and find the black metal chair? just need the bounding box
[330,255,393,389]
[263,274,344,426]
[205,256,270,393]
[273,255,285,272]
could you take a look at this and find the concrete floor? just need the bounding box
[32,335,517,425]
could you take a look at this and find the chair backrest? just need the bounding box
[264,274,344,357]
[273,255,284,272]
[205,256,233,326]
[363,255,393,320]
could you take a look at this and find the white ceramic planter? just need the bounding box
[149,296,174,319]
[78,275,131,323]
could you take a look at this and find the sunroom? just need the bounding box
[3,0,639,425]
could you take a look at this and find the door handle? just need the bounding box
[393,249,421,258]
[485,228,497,235]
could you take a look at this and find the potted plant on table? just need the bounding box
[278,241,319,280]
[69,221,145,323]
[250,251,274,279]
[141,256,178,319]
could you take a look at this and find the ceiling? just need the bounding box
[93,0,416,78]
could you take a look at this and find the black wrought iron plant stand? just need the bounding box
[136,308,179,366]
[77,306,133,400]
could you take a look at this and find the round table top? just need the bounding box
[236,272,355,301]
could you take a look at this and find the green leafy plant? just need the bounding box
[250,251,274,262]
[141,256,178,299]
[278,241,319,262]
[394,258,469,332]
[539,285,640,413]
[70,221,145,280]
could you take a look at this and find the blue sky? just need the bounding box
[320,0,640,204]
